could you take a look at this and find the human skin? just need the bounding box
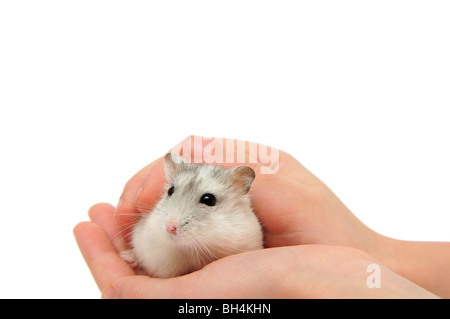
[74,136,448,298]
[74,208,436,299]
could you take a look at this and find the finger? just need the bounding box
[116,159,156,211]
[88,202,129,252]
[250,174,315,247]
[173,135,269,172]
[104,250,281,299]
[104,246,307,299]
[134,157,166,213]
[73,221,135,292]
[174,135,316,182]
[115,158,164,237]
[107,245,440,299]
[119,157,166,245]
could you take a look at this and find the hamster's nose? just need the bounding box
[166,219,178,235]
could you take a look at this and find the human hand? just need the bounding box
[74,203,437,298]
[76,136,449,298]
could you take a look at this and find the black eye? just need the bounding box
[199,193,216,206]
[167,185,175,196]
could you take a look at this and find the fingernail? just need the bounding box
[102,286,116,299]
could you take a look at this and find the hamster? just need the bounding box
[120,153,264,278]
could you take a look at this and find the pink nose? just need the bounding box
[166,219,178,234]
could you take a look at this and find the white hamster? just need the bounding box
[120,153,264,278]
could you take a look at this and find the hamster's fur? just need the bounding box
[121,153,264,278]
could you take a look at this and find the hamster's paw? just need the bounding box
[120,249,138,267]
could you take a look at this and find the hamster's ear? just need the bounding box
[164,153,188,181]
[230,166,256,195]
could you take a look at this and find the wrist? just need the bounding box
[369,234,450,298]
[370,232,403,274]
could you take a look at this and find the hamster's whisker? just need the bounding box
[120,230,135,241]
[200,242,219,262]
[199,234,235,261]
[135,201,156,211]
[186,232,218,265]
[114,222,139,239]
[215,237,244,255]
[104,220,138,231]
[115,213,143,217]
[185,233,199,263]
[185,233,205,267]
[116,201,155,213]
[135,200,155,207]
[101,222,138,249]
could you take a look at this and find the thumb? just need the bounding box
[100,248,289,299]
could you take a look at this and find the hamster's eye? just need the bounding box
[168,185,175,196]
[199,193,216,207]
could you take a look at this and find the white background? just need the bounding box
[0,1,449,298]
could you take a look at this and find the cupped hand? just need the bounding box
[74,203,437,298]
